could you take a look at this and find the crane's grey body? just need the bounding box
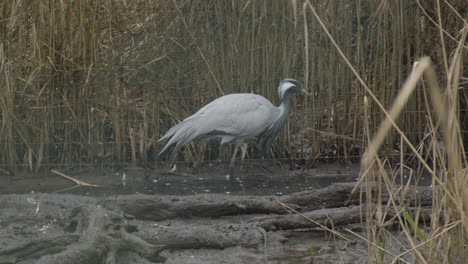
[159,78,306,170]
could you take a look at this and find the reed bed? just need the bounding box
[299,0,466,262]
[356,53,467,263]
[2,0,465,172]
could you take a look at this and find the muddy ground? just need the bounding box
[0,162,430,263]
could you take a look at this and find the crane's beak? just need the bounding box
[301,88,311,95]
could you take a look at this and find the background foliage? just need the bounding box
[0,0,466,171]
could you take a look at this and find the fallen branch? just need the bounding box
[136,221,267,249]
[103,194,293,221]
[250,205,363,231]
[280,182,433,211]
[275,200,351,241]
[51,169,103,190]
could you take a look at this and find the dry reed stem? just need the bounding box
[391,221,461,264]
[51,169,102,188]
[305,128,365,143]
[170,0,224,96]
[362,58,430,169]
[358,29,466,264]
[414,0,467,45]
[376,157,428,264]
[345,229,413,264]
[360,57,466,262]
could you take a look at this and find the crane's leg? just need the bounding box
[228,142,242,177]
[240,143,248,161]
[216,143,223,162]
[229,144,239,169]
[240,143,248,170]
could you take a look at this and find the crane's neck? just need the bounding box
[257,90,293,153]
[277,91,291,125]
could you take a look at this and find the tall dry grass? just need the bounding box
[303,1,466,262]
[357,54,467,263]
[0,0,466,174]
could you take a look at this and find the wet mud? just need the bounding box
[0,163,428,263]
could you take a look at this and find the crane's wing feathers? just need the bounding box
[194,94,277,137]
[158,93,279,159]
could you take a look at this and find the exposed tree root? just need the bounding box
[0,235,79,263]
[0,205,164,264]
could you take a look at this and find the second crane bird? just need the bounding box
[159,78,308,171]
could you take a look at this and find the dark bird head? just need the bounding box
[278,78,308,99]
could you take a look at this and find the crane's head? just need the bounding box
[278,78,308,99]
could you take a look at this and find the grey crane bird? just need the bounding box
[159,78,307,171]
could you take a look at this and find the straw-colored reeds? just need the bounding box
[301,0,466,262]
[0,0,466,169]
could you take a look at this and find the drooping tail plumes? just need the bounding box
[158,118,199,164]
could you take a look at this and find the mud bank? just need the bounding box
[0,179,431,263]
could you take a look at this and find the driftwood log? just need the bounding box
[0,205,165,264]
[0,182,433,263]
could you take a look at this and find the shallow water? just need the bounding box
[0,162,362,196]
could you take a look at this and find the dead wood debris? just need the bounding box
[0,182,433,263]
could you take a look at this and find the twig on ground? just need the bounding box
[51,169,103,189]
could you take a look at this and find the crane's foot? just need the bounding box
[226,166,245,186]
[169,164,177,173]
[225,165,240,183]
[225,166,234,181]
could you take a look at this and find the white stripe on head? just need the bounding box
[278,80,296,98]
